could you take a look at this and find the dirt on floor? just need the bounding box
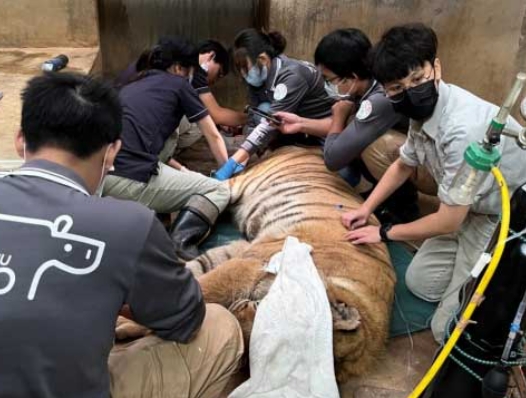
[0,47,98,161]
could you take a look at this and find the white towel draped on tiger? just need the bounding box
[187,146,396,382]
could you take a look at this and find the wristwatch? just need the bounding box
[379,223,393,242]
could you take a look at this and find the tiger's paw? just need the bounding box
[331,302,361,331]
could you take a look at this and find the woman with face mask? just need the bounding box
[102,36,230,262]
[213,28,334,180]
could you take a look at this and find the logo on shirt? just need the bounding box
[273,84,288,101]
[0,213,106,300]
[356,100,373,121]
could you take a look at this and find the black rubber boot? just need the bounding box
[169,195,220,261]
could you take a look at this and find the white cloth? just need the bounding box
[229,236,340,398]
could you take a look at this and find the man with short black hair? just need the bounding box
[190,39,248,127]
[0,72,243,398]
[276,28,424,222]
[343,23,526,342]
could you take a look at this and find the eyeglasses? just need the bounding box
[324,75,347,86]
[385,68,435,99]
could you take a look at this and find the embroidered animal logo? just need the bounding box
[0,214,105,300]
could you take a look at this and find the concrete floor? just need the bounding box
[0,47,98,162]
[340,331,436,397]
[218,330,437,397]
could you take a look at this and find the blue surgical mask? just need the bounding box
[245,65,268,87]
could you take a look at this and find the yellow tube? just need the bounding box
[408,166,511,398]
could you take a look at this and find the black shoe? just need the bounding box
[169,195,220,261]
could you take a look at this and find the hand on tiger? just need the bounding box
[343,225,381,244]
[273,111,303,134]
[341,206,370,230]
[212,158,245,181]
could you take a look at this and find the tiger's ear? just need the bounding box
[331,302,361,331]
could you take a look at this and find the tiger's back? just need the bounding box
[231,146,366,240]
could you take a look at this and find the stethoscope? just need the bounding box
[1,167,90,197]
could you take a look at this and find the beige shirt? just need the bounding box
[399,80,526,214]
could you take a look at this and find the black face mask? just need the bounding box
[390,80,439,120]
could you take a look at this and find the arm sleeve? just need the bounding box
[324,95,404,171]
[179,81,210,123]
[127,218,205,343]
[269,69,310,114]
[399,129,420,167]
[437,127,473,205]
[191,68,211,94]
[240,69,310,154]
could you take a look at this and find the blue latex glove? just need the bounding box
[213,158,245,181]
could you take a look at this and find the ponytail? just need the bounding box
[233,28,288,73]
[266,31,287,54]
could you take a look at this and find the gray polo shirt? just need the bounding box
[0,160,205,398]
[260,55,334,147]
[399,80,526,214]
[324,80,408,171]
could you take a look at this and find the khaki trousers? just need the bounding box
[102,164,230,214]
[159,117,203,164]
[109,304,244,398]
[405,213,498,342]
[361,130,438,196]
[103,116,228,213]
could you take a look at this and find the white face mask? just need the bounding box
[96,144,114,197]
[324,79,356,100]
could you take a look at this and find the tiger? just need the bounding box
[187,145,396,382]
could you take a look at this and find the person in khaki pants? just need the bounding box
[110,304,243,398]
[0,72,243,398]
[342,23,526,343]
[103,36,231,261]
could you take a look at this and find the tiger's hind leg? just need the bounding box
[199,257,274,346]
[185,240,250,278]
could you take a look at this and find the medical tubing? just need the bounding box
[501,288,526,361]
[407,166,510,398]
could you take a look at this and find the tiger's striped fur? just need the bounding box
[188,146,396,381]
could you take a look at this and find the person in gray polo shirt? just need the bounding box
[274,28,430,223]
[0,72,242,398]
[343,23,526,342]
[213,28,334,180]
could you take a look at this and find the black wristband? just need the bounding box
[380,223,393,242]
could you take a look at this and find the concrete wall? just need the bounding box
[97,0,267,109]
[0,0,98,47]
[270,0,526,108]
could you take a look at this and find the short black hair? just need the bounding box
[147,36,198,71]
[21,72,122,158]
[371,23,438,84]
[314,28,372,80]
[198,39,230,75]
[232,29,287,72]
